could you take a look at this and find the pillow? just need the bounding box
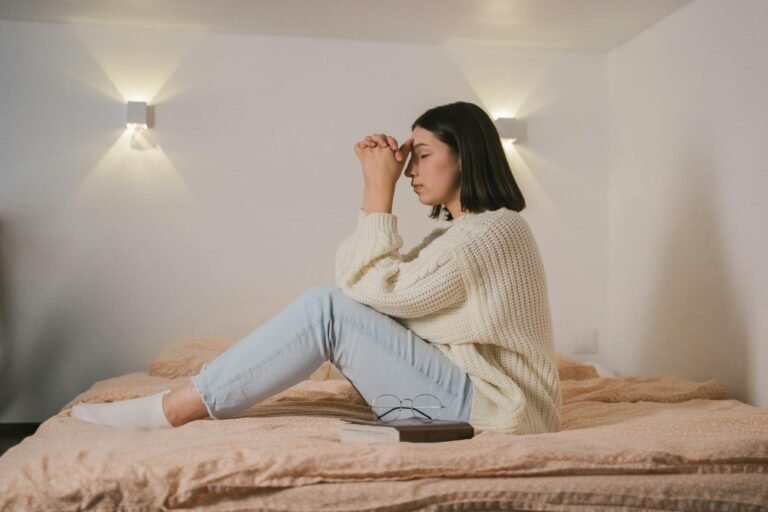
[148,337,601,381]
[556,353,601,380]
[578,360,619,378]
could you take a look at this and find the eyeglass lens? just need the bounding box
[372,394,443,422]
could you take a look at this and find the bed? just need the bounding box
[1,336,766,511]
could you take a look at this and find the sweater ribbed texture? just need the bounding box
[334,207,562,434]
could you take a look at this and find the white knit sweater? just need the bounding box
[334,207,562,434]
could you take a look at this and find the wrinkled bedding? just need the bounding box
[1,369,767,511]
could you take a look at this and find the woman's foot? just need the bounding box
[70,379,211,429]
[70,389,174,429]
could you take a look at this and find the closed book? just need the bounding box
[339,418,474,444]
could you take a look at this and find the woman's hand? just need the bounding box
[357,133,409,162]
[354,133,414,191]
[353,133,413,214]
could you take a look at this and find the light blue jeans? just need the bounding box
[190,285,473,422]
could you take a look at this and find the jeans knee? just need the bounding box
[303,285,377,323]
[301,285,342,306]
[298,286,343,360]
[299,285,345,322]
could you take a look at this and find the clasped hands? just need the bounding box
[354,133,414,193]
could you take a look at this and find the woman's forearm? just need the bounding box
[362,183,395,214]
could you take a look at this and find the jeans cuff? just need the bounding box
[190,367,220,420]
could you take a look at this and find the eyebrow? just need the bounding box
[414,143,430,149]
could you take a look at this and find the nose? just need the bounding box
[404,160,414,178]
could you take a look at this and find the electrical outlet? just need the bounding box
[573,327,599,354]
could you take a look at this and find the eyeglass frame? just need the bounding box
[371,393,446,423]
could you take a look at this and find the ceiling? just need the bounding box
[0,0,693,51]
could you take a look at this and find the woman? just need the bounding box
[71,101,562,435]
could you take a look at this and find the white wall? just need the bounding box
[604,0,767,407]
[0,20,610,421]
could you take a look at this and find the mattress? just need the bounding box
[1,367,766,511]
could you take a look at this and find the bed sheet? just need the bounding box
[1,372,766,511]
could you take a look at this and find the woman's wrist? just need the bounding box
[362,183,395,214]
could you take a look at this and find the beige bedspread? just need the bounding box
[1,371,766,511]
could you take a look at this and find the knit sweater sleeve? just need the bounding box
[334,209,465,319]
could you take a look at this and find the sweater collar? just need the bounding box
[453,210,480,222]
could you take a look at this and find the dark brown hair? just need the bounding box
[411,101,526,221]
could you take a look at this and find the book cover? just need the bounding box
[339,418,474,443]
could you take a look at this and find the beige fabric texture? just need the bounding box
[1,367,766,510]
[335,208,562,435]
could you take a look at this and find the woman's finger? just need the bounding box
[377,133,397,151]
[382,135,400,160]
[355,141,373,156]
[373,133,389,148]
[363,134,401,151]
[394,137,413,162]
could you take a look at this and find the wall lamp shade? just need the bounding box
[493,117,525,143]
[126,101,149,129]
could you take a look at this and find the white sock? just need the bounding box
[71,389,174,429]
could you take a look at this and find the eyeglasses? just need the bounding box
[371,393,445,423]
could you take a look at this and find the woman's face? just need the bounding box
[404,126,461,207]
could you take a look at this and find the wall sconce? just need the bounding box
[126,101,153,130]
[493,117,526,143]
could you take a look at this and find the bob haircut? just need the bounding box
[411,101,526,221]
